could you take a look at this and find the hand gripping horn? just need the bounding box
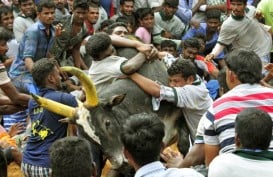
[31,66,99,118]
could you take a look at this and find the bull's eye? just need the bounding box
[105,120,111,127]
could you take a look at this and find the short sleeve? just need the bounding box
[0,63,10,85]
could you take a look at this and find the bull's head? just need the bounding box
[31,66,126,169]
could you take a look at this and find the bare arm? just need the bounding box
[72,42,88,70]
[110,35,156,58]
[205,43,225,62]
[204,144,220,166]
[1,82,30,106]
[110,35,144,48]
[24,57,34,72]
[180,143,205,167]
[129,73,161,97]
[121,53,146,75]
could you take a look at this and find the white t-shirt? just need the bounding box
[209,152,273,177]
[88,55,127,93]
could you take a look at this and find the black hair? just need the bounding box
[163,0,179,8]
[106,22,128,35]
[18,0,34,5]
[31,58,57,87]
[36,0,55,13]
[230,0,247,4]
[50,137,94,177]
[167,59,197,80]
[225,49,262,84]
[99,19,115,32]
[182,37,200,50]
[206,9,221,20]
[73,0,89,10]
[0,6,12,22]
[135,7,153,21]
[235,108,272,150]
[160,40,177,50]
[85,32,112,59]
[120,113,165,166]
[120,0,134,5]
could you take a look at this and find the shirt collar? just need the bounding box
[135,161,165,177]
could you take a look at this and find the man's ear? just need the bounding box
[186,75,195,84]
[47,73,54,83]
[160,142,166,154]
[235,133,241,148]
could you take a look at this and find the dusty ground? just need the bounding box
[8,162,23,177]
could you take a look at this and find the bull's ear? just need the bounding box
[107,94,126,107]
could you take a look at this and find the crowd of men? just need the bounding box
[0,0,273,177]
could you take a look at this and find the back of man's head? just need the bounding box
[121,113,165,167]
[50,136,94,177]
[31,58,57,88]
[85,32,112,60]
[235,108,272,150]
[225,49,262,84]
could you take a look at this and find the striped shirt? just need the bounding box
[204,84,273,153]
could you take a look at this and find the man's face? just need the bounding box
[53,0,65,10]
[38,7,55,26]
[206,18,220,33]
[231,1,246,17]
[1,12,14,31]
[161,46,176,57]
[112,26,128,37]
[163,4,178,19]
[20,0,35,17]
[50,66,62,90]
[120,1,134,16]
[183,47,198,61]
[73,8,88,24]
[0,40,8,56]
[168,73,189,87]
[87,6,99,24]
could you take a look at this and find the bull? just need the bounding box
[32,49,190,176]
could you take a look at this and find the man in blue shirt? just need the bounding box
[22,58,78,177]
[9,0,56,94]
[182,9,225,68]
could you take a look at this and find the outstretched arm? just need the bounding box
[110,35,157,59]
[204,144,220,166]
[129,73,161,97]
[1,82,30,106]
[121,53,146,75]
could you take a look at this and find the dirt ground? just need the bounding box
[8,162,23,177]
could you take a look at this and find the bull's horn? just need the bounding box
[31,94,76,118]
[61,66,99,107]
